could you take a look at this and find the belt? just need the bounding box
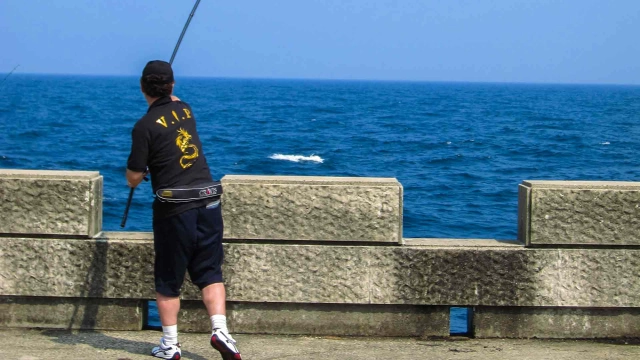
[155,181,223,203]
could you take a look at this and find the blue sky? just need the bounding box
[1,0,639,84]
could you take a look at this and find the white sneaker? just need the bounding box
[151,338,181,360]
[210,328,242,360]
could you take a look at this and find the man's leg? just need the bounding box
[202,282,226,316]
[192,203,241,359]
[191,203,227,323]
[202,282,232,337]
[153,293,182,359]
[152,209,197,359]
[157,293,181,326]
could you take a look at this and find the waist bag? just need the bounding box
[156,181,223,203]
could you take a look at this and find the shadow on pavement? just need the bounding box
[42,329,210,360]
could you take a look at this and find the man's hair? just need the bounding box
[140,74,173,97]
[140,60,174,98]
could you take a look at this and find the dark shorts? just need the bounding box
[152,200,224,297]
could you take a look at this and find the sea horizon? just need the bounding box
[5,72,640,88]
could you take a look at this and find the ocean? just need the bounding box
[1,74,639,334]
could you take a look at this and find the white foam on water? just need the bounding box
[600,142,610,145]
[270,154,324,163]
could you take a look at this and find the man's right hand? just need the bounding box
[126,169,146,188]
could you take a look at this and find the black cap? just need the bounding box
[142,60,174,82]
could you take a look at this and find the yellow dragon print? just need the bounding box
[175,128,199,169]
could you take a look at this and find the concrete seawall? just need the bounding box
[1,170,639,339]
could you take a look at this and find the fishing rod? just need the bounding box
[121,0,202,228]
[0,65,20,88]
[170,0,201,64]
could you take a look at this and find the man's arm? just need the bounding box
[126,169,146,188]
[127,123,150,188]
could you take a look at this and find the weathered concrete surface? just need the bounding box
[475,307,640,339]
[0,235,157,299]
[0,169,103,237]
[3,329,640,360]
[179,301,449,337]
[2,235,640,308]
[369,245,640,307]
[0,297,143,330]
[221,175,403,243]
[223,242,372,303]
[519,181,640,246]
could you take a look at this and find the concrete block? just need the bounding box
[220,243,371,303]
[221,175,403,243]
[369,245,640,307]
[474,307,640,338]
[0,296,143,330]
[179,301,449,337]
[0,234,157,300]
[369,245,543,306]
[0,170,103,237]
[519,181,640,246]
[3,235,640,308]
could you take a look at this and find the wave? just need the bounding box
[269,153,324,163]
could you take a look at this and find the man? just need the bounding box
[127,60,242,360]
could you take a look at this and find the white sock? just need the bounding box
[162,325,178,345]
[211,314,228,332]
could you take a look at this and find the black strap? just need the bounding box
[156,181,223,203]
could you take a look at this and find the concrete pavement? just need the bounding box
[3,329,640,360]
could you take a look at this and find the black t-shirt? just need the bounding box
[127,96,213,219]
